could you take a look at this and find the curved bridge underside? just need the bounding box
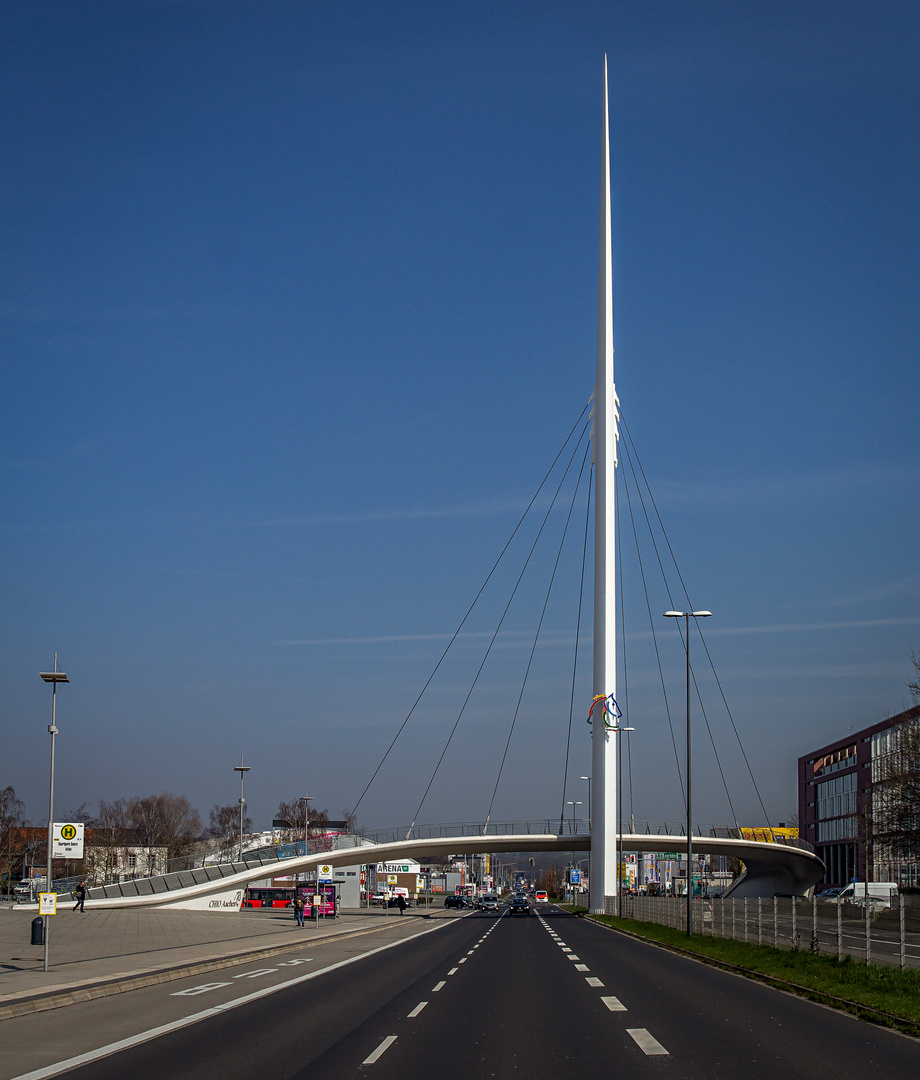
[85,833,824,910]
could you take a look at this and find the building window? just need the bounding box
[127,854,137,869]
[816,772,857,820]
[817,817,857,843]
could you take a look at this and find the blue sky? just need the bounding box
[3,1,919,836]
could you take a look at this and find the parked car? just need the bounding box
[370,892,388,906]
[508,894,530,915]
[444,894,466,909]
[815,887,844,900]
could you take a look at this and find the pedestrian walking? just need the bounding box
[397,893,407,916]
[293,894,305,927]
[73,882,86,913]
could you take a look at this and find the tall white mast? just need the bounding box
[589,56,618,915]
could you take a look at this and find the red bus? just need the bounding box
[242,887,295,909]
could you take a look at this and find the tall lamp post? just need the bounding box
[39,655,69,973]
[663,609,712,936]
[234,755,251,861]
[300,790,314,855]
[580,777,592,830]
[566,800,583,835]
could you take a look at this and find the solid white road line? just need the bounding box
[407,1002,428,1018]
[363,1036,398,1064]
[601,996,627,1011]
[9,920,455,1080]
[627,1029,669,1056]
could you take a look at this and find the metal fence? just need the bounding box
[611,893,920,970]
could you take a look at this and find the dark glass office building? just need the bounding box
[798,704,920,888]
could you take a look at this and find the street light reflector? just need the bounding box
[40,672,69,683]
[692,610,713,618]
[662,611,683,618]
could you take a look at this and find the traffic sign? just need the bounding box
[52,822,84,859]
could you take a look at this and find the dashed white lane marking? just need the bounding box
[561,947,571,952]
[171,982,231,997]
[585,977,604,987]
[628,1029,669,1056]
[407,1002,428,1018]
[467,950,475,955]
[459,957,467,964]
[432,981,446,992]
[575,964,589,972]
[363,1036,398,1064]
[602,996,627,1012]
[233,968,277,979]
[448,967,459,975]
[567,955,581,961]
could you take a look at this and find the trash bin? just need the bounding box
[31,917,44,946]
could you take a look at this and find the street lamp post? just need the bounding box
[234,755,251,862]
[663,609,712,936]
[580,777,592,830]
[300,790,314,856]
[39,655,69,973]
[566,801,582,835]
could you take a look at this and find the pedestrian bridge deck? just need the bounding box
[81,826,823,909]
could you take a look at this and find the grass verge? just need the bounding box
[581,910,920,1036]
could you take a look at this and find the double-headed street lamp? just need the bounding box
[39,655,69,973]
[234,755,251,862]
[663,609,712,936]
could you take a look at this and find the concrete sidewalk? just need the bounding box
[0,902,450,1019]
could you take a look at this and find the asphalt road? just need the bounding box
[6,904,920,1079]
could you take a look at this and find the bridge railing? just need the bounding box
[361,821,814,854]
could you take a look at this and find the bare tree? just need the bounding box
[909,647,920,706]
[127,794,202,861]
[275,798,331,852]
[206,803,253,862]
[0,786,26,897]
[871,717,920,872]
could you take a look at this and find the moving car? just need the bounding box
[508,894,530,915]
[478,894,500,912]
[534,890,549,903]
[444,894,466,909]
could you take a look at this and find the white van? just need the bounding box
[835,882,898,908]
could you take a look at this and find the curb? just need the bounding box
[0,919,402,1022]
[584,914,920,1039]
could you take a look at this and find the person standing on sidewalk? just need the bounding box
[293,894,305,927]
[73,882,87,913]
[397,893,407,916]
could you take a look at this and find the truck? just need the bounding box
[834,882,898,908]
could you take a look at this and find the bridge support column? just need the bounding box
[589,57,618,916]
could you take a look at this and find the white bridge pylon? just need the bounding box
[83,834,824,910]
